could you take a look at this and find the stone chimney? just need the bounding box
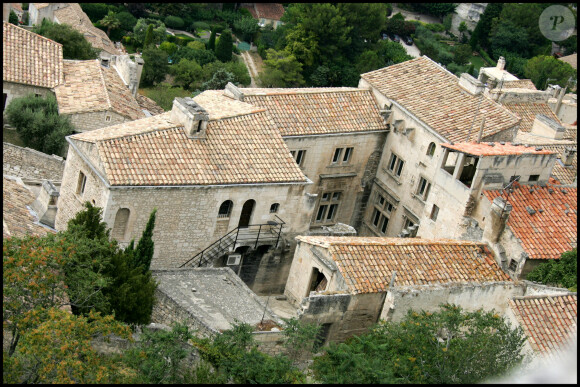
[224,82,244,101]
[530,114,565,140]
[171,97,209,139]
[483,196,512,243]
[30,180,60,228]
[496,56,506,71]
[563,147,576,166]
[459,73,485,95]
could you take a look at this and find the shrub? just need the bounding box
[192,21,211,32]
[215,29,233,62]
[164,15,184,29]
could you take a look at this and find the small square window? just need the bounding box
[270,203,279,213]
[508,259,518,271]
[343,147,353,163]
[105,115,111,122]
[332,148,343,163]
[528,175,539,182]
[293,150,306,166]
[332,192,341,201]
[321,193,331,201]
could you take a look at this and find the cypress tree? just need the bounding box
[143,23,154,48]
[215,29,233,62]
[208,29,216,51]
[133,208,157,271]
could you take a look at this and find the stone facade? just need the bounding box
[67,110,131,133]
[3,142,66,183]
[3,81,53,114]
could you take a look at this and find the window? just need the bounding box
[35,93,41,98]
[387,153,405,177]
[331,147,354,165]
[508,259,518,271]
[370,192,395,235]
[112,208,130,240]
[430,204,439,221]
[528,175,539,182]
[315,191,341,223]
[218,200,233,218]
[105,115,111,122]
[403,218,415,230]
[270,203,279,213]
[290,150,306,166]
[415,177,432,201]
[427,142,436,157]
[76,171,87,196]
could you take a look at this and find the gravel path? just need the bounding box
[241,50,259,87]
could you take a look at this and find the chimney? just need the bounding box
[224,82,244,101]
[563,147,576,166]
[530,114,565,139]
[171,98,209,139]
[459,73,485,95]
[134,56,144,95]
[555,86,566,116]
[496,56,506,71]
[30,180,60,228]
[483,196,512,243]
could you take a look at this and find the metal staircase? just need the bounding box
[179,216,285,268]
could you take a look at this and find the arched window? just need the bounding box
[112,208,130,240]
[270,203,280,213]
[427,142,436,157]
[218,200,233,218]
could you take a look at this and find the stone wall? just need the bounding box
[450,3,487,36]
[68,110,129,133]
[3,142,65,182]
[3,82,53,114]
[252,331,287,356]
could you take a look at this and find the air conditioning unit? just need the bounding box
[226,254,241,265]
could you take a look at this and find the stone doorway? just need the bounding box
[238,199,255,228]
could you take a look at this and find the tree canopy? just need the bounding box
[34,19,98,60]
[133,18,167,47]
[524,55,577,90]
[215,29,234,62]
[526,249,577,291]
[141,48,169,86]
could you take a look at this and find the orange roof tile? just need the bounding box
[500,79,537,90]
[441,142,556,157]
[502,102,563,133]
[509,294,577,358]
[3,21,63,88]
[297,236,511,294]
[255,3,285,20]
[483,182,577,260]
[55,60,145,120]
[360,56,520,142]
[242,88,386,136]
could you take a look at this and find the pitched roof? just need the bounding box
[241,88,386,136]
[296,236,511,294]
[135,93,165,116]
[441,141,555,157]
[360,56,520,142]
[483,181,577,260]
[2,21,63,88]
[3,177,56,239]
[255,3,285,20]
[558,53,577,70]
[55,60,145,120]
[500,79,537,90]
[509,294,577,359]
[542,145,577,186]
[52,3,119,55]
[502,102,564,133]
[69,106,308,186]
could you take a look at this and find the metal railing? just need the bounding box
[178,215,285,268]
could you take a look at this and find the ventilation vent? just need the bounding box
[226,254,241,265]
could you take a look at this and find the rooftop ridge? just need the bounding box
[3,21,63,47]
[240,87,364,96]
[96,60,113,111]
[511,293,577,301]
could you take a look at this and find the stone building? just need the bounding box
[230,84,388,230]
[3,21,63,113]
[54,94,315,294]
[358,56,521,238]
[54,59,146,132]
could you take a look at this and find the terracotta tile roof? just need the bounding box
[541,145,577,185]
[483,181,577,260]
[70,109,308,186]
[194,90,267,120]
[241,88,386,136]
[55,60,144,120]
[441,142,556,157]
[53,3,119,55]
[296,236,511,294]
[502,102,563,133]
[135,93,165,116]
[500,79,537,90]
[3,177,56,239]
[241,4,258,19]
[360,56,520,142]
[255,3,285,20]
[558,53,577,70]
[3,22,63,88]
[509,294,577,358]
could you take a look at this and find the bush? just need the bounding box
[192,21,211,32]
[478,48,496,66]
[164,15,184,29]
[526,249,577,291]
[215,29,233,62]
[116,11,137,32]
[80,3,108,23]
[426,23,446,32]
[139,83,191,111]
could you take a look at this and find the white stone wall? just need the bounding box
[67,110,129,133]
[3,142,65,182]
[450,3,488,36]
[3,82,53,114]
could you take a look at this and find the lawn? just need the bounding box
[469,55,487,72]
[138,83,192,111]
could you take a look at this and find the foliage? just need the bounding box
[143,24,155,48]
[259,49,305,87]
[414,25,453,65]
[202,68,236,90]
[453,44,473,66]
[67,201,109,239]
[410,3,458,17]
[469,3,503,50]
[141,48,169,86]
[35,19,98,60]
[80,3,109,23]
[443,13,453,32]
[376,39,414,65]
[138,84,191,111]
[202,60,251,87]
[4,93,73,156]
[281,317,321,363]
[5,308,132,384]
[192,21,211,33]
[133,18,167,47]
[159,41,178,57]
[385,12,406,36]
[524,55,577,90]
[172,58,203,90]
[187,40,206,50]
[215,29,234,62]
[526,249,577,291]
[312,304,526,384]
[493,50,528,79]
[127,3,147,19]
[98,11,121,37]
[559,35,577,55]
[208,29,217,51]
[130,208,157,272]
[233,16,260,43]
[459,21,468,34]
[490,19,530,58]
[498,3,550,57]
[339,3,388,56]
[173,45,217,67]
[164,15,184,29]
[9,10,18,25]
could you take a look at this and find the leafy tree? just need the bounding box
[164,15,184,29]
[498,3,550,57]
[9,10,18,25]
[490,19,530,58]
[338,3,388,57]
[173,45,217,67]
[469,3,503,50]
[453,43,473,65]
[34,19,98,60]
[172,58,203,90]
[98,11,120,37]
[215,29,234,62]
[281,317,321,363]
[186,40,206,50]
[355,50,385,75]
[259,49,305,87]
[233,16,260,42]
[385,12,406,36]
[116,11,137,33]
[202,60,251,87]
[141,47,169,86]
[159,41,178,57]
[80,3,109,23]
[526,249,577,291]
[559,35,577,55]
[443,13,453,32]
[127,3,147,19]
[133,18,167,47]
[312,304,526,384]
[130,208,157,271]
[208,29,217,50]
[202,68,236,90]
[376,39,413,65]
[411,3,458,17]
[143,24,155,48]
[4,93,73,156]
[524,55,577,90]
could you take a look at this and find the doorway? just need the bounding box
[307,267,328,296]
[238,199,255,228]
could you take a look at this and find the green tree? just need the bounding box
[202,68,236,90]
[233,16,260,42]
[259,49,305,87]
[98,11,121,37]
[526,249,577,291]
[173,45,217,66]
[498,3,550,57]
[215,29,234,62]
[339,3,388,52]
[312,304,527,384]
[281,317,321,364]
[453,43,473,65]
[524,55,577,90]
[159,41,178,57]
[385,12,406,36]
[469,3,503,50]
[164,15,184,29]
[355,50,385,75]
[172,58,203,90]
[80,3,109,22]
[143,24,155,48]
[141,47,169,86]
[35,19,98,60]
[4,93,73,156]
[9,10,18,25]
[202,60,251,87]
[490,19,530,58]
[131,208,157,271]
[443,13,453,32]
[187,40,206,50]
[116,11,137,33]
[411,3,458,17]
[133,18,167,47]
[208,29,217,50]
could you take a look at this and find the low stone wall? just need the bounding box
[252,330,286,356]
[3,142,65,182]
